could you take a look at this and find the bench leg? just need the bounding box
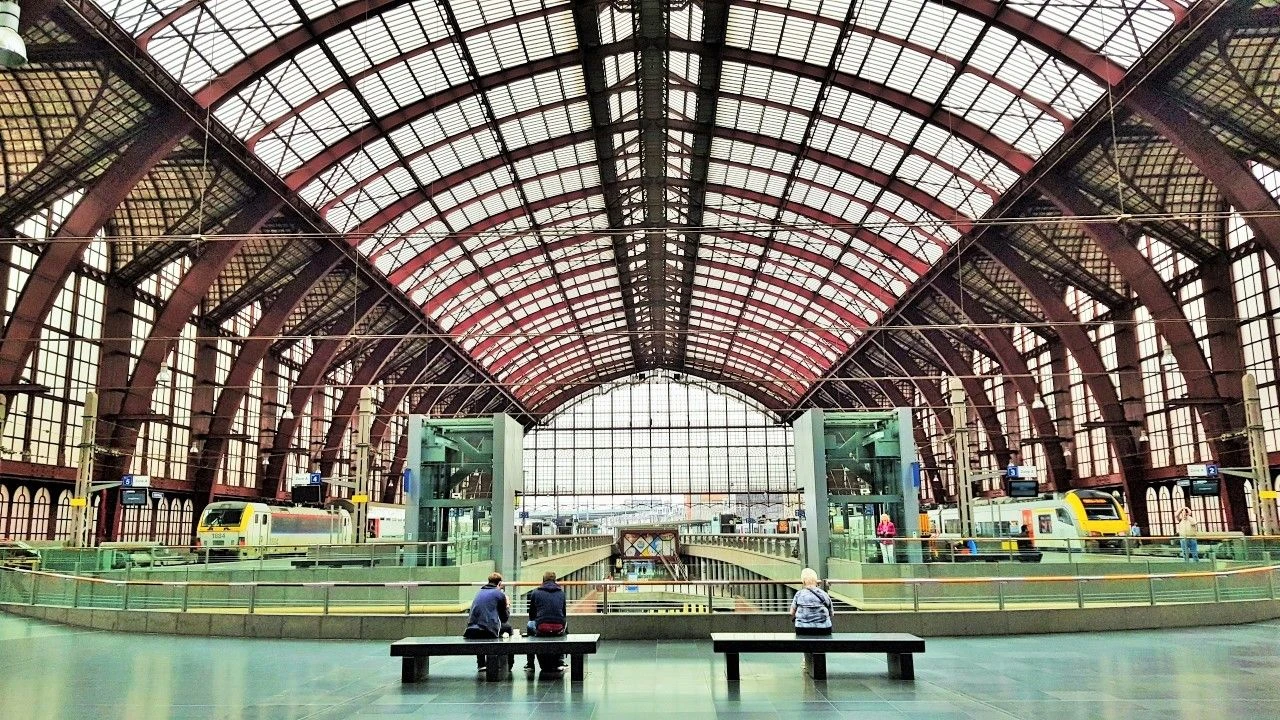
[725,653,740,683]
[804,653,826,680]
[570,654,586,682]
[887,653,914,681]
[401,656,428,683]
[485,655,506,682]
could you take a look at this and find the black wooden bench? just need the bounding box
[390,634,600,682]
[710,632,925,682]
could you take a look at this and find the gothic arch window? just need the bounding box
[0,485,9,538]
[10,486,31,539]
[31,488,51,540]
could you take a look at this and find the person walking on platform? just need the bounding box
[876,513,897,564]
[464,572,514,674]
[525,571,568,672]
[790,568,834,635]
[1176,507,1200,561]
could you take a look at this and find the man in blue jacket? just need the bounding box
[524,571,568,672]
[464,572,513,673]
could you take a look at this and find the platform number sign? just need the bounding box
[1187,463,1220,478]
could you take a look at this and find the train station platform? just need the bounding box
[1,612,1276,720]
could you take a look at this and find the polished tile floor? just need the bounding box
[0,613,1274,720]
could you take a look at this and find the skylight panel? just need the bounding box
[597,4,632,44]
[669,51,702,86]
[358,51,464,116]
[98,0,187,36]
[1005,0,1178,68]
[213,47,340,139]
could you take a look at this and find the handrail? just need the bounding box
[4,564,1276,590]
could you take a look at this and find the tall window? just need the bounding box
[523,372,796,523]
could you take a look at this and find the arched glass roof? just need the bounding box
[95,0,1186,411]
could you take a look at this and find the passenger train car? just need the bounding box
[195,502,352,559]
[365,502,406,541]
[929,489,1130,550]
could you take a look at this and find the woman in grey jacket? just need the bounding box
[789,567,834,636]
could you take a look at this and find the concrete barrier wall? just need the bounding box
[4,597,1277,640]
[681,544,801,582]
[516,544,613,586]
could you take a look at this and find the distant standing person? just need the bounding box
[525,571,568,672]
[790,568,834,635]
[1176,507,1200,561]
[876,513,897,564]
[464,572,514,674]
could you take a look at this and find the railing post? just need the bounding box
[248,584,257,614]
[911,582,920,611]
[1148,576,1156,605]
[997,580,1005,610]
[1213,574,1222,603]
[1076,579,1085,608]
[72,576,81,608]
[122,579,130,610]
[29,573,38,605]
[706,583,714,614]
[323,585,331,615]
[602,584,608,615]
[404,585,411,615]
[181,583,190,612]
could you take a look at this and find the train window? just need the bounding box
[203,506,245,526]
[1057,508,1074,526]
[1082,502,1120,521]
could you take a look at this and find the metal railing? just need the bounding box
[683,533,801,560]
[828,534,1280,564]
[23,538,493,577]
[3,565,1275,616]
[519,534,614,561]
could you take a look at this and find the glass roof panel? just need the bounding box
[141,0,340,90]
[93,0,1195,409]
[1004,0,1183,68]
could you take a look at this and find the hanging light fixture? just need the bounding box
[0,2,27,69]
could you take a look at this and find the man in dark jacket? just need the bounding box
[524,571,568,672]
[464,572,512,673]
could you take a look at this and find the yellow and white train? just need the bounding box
[929,489,1130,549]
[195,502,352,559]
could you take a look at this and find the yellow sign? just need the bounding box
[351,494,370,504]
[1261,490,1279,500]
[69,497,88,507]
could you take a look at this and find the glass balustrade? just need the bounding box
[3,565,1275,616]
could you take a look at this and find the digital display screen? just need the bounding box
[291,484,323,504]
[1189,478,1220,497]
[1006,479,1040,498]
[121,489,148,506]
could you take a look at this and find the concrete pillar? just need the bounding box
[492,412,524,579]
[793,409,829,575]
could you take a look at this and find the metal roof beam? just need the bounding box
[671,0,727,368]
[0,113,192,387]
[929,276,1070,491]
[570,0,646,367]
